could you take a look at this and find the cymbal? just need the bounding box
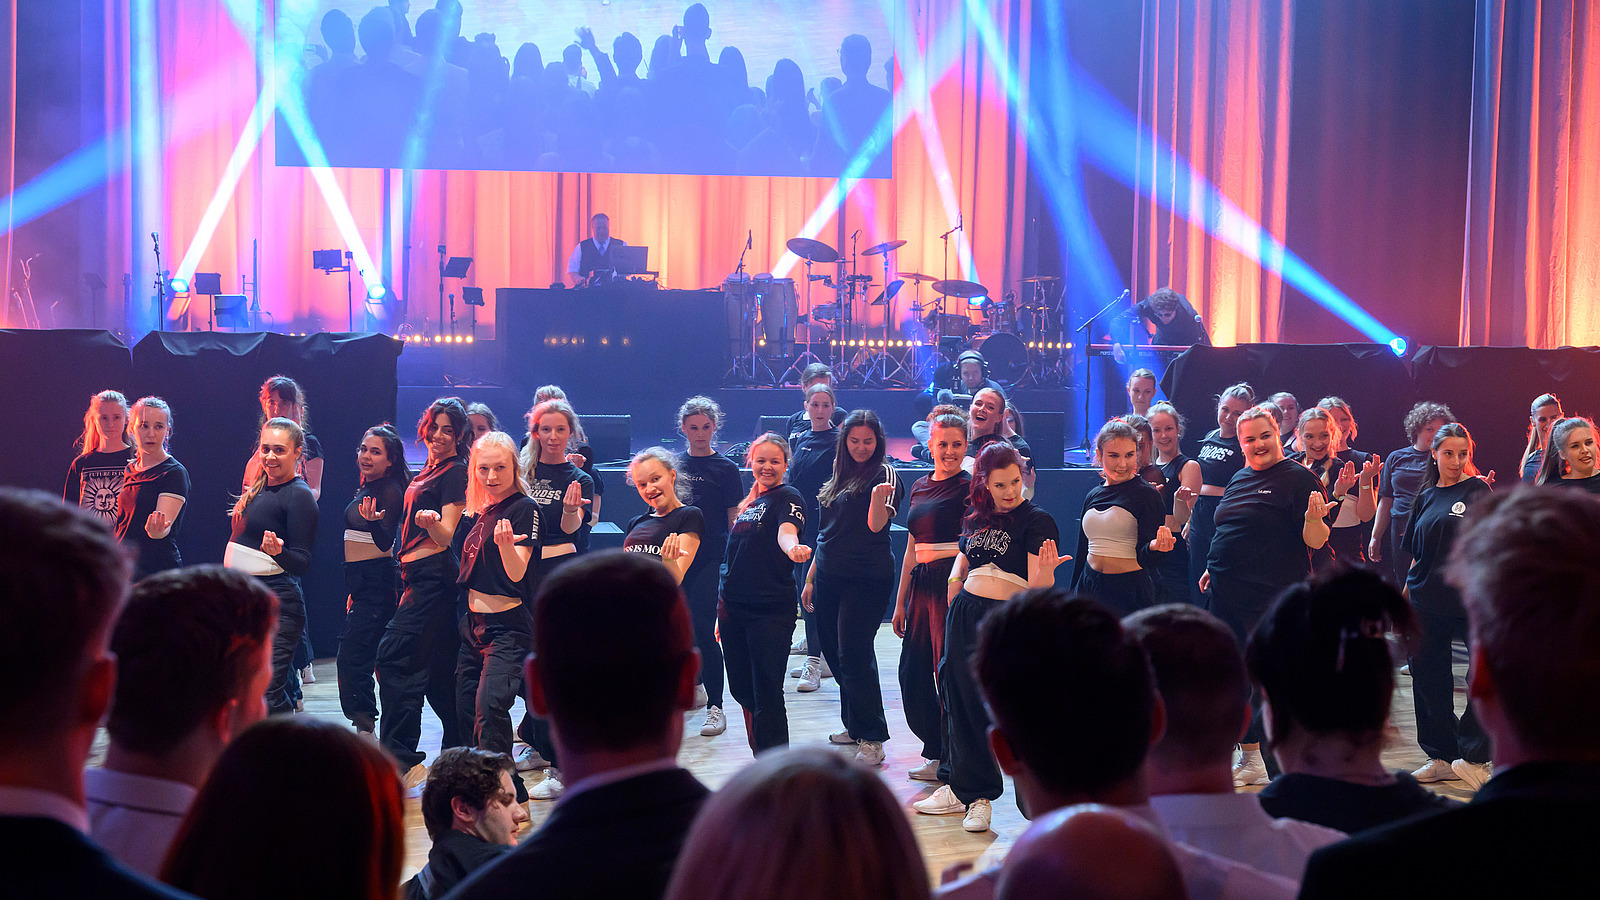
[933,279,987,298]
[862,239,906,257]
[786,237,839,264]
[898,272,938,282]
[1019,275,1061,283]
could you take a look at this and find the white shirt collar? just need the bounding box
[555,757,680,807]
[0,785,89,832]
[84,768,197,817]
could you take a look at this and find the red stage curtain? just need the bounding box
[1132,0,1294,346]
[1462,0,1600,348]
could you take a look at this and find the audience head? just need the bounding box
[614,31,643,74]
[839,34,872,79]
[321,9,356,56]
[563,41,583,73]
[357,6,398,60]
[649,34,678,80]
[419,747,526,844]
[0,489,128,768]
[997,804,1188,900]
[1405,401,1454,448]
[512,41,543,81]
[976,589,1159,811]
[1246,568,1417,761]
[528,551,697,755]
[1124,605,1249,777]
[161,719,404,900]
[415,8,443,55]
[682,3,712,42]
[663,748,931,900]
[1447,487,1600,764]
[79,388,131,453]
[106,567,278,778]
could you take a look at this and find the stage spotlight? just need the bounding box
[167,277,189,293]
[1389,337,1408,357]
[968,294,987,308]
[366,283,386,301]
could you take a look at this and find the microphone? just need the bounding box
[746,230,753,250]
[851,228,861,241]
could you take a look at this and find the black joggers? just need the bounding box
[338,556,399,733]
[377,552,463,770]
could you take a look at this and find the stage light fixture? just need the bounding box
[968,295,987,308]
[366,283,387,301]
[168,277,189,293]
[1389,337,1408,357]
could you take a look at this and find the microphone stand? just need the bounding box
[151,233,165,332]
[1074,289,1132,451]
[937,214,962,348]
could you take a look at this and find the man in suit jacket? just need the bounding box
[446,551,710,900]
[1299,488,1600,899]
[0,488,194,900]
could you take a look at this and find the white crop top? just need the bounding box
[1081,505,1139,559]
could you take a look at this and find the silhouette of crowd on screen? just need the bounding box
[281,1,894,177]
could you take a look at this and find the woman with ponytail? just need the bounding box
[1535,416,1600,493]
[1519,393,1563,482]
[64,389,133,525]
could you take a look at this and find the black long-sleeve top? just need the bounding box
[1071,477,1168,587]
[344,477,406,553]
[230,476,319,576]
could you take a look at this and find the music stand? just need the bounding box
[214,294,249,331]
[194,273,223,330]
[462,286,485,341]
[440,253,473,337]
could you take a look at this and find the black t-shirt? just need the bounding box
[1522,447,1544,482]
[1071,478,1166,586]
[907,471,971,546]
[403,822,512,900]
[1195,430,1244,488]
[400,459,469,557]
[529,461,595,550]
[230,476,319,576]
[961,501,1059,583]
[457,495,542,599]
[816,463,906,575]
[1403,477,1492,616]
[1258,772,1460,835]
[1379,443,1432,532]
[64,447,135,526]
[785,408,848,441]
[678,452,745,538]
[114,457,190,577]
[1158,454,1193,516]
[624,505,706,559]
[721,484,806,607]
[1550,472,1600,494]
[344,477,406,553]
[967,432,1033,465]
[1206,459,1327,588]
[787,427,838,542]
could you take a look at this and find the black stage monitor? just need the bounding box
[615,246,649,275]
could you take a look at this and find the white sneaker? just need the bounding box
[912,784,966,815]
[1400,663,1411,675]
[963,798,993,832]
[530,768,564,801]
[829,730,856,745]
[300,665,316,684]
[401,763,429,790]
[1412,759,1460,783]
[1232,747,1269,787]
[797,657,823,692]
[693,683,708,710]
[855,740,885,766]
[790,656,834,679]
[790,637,808,655]
[908,759,942,782]
[1451,759,1492,791]
[514,746,549,772]
[700,706,727,736]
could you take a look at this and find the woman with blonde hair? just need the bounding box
[64,389,133,525]
[1519,393,1563,482]
[113,397,189,579]
[663,747,931,900]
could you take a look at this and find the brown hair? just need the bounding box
[232,418,304,520]
[738,433,791,514]
[1124,604,1250,771]
[419,747,514,839]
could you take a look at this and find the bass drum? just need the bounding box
[970,332,1027,384]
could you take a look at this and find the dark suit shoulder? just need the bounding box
[0,816,196,900]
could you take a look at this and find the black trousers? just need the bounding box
[901,558,953,761]
[1188,495,1221,607]
[1208,572,1287,746]
[813,561,893,743]
[942,589,1004,805]
[1155,535,1192,606]
[377,553,463,769]
[338,556,399,732]
[1412,609,1491,763]
[457,604,534,757]
[684,533,727,709]
[260,573,305,716]
[1075,566,1157,618]
[514,552,575,768]
[720,599,793,753]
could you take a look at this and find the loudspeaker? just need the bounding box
[759,415,791,439]
[1022,410,1065,468]
[583,414,631,464]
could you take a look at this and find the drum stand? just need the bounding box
[723,280,777,387]
[781,258,825,384]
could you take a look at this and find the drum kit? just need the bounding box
[722,229,1069,388]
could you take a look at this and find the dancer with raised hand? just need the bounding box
[379,397,471,789]
[623,447,705,582]
[114,397,188,580]
[1314,397,1381,566]
[676,396,744,738]
[721,433,812,755]
[914,442,1063,833]
[1535,416,1600,493]
[64,389,133,525]
[226,417,319,716]
[1148,402,1199,604]
[892,406,969,783]
[1291,408,1379,571]
[1070,419,1172,617]
[338,425,409,736]
[1186,382,1254,606]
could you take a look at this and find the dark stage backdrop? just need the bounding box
[1,329,135,494]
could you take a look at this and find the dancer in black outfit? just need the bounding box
[802,410,905,767]
[1535,417,1600,493]
[1187,382,1253,606]
[913,442,1064,834]
[1404,422,1495,790]
[676,396,744,738]
[1148,402,1199,604]
[1519,393,1563,482]
[1291,408,1380,572]
[1370,402,1454,587]
[64,389,133,525]
[379,398,470,789]
[1070,419,1173,617]
[1315,397,1381,566]
[623,448,704,585]
[114,397,189,579]
[339,425,409,736]
[786,383,840,691]
[721,433,813,755]
[1201,403,1332,788]
[892,406,969,783]
[226,417,319,716]
[455,432,542,801]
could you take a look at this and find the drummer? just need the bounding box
[912,350,1003,447]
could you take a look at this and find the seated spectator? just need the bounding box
[940,588,1296,899]
[1124,604,1343,879]
[1245,569,1458,834]
[0,488,191,899]
[160,718,403,900]
[88,566,278,877]
[1300,488,1600,899]
[996,804,1188,900]
[662,748,930,900]
[405,748,525,900]
[449,551,709,900]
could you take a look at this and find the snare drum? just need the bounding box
[754,275,798,351]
